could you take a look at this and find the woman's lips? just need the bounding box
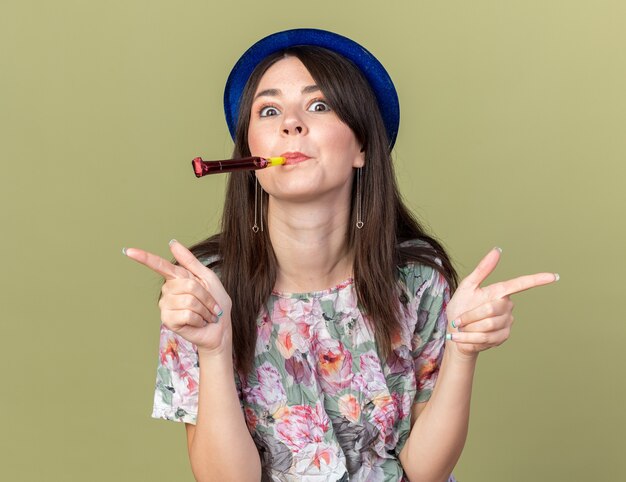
[280,152,311,165]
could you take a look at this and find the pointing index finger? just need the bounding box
[123,247,190,280]
[488,272,559,299]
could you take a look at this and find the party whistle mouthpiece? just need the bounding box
[192,156,286,177]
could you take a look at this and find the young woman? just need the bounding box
[124,29,558,482]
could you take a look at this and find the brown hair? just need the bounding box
[172,46,457,375]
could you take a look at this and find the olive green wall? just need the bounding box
[2,1,624,480]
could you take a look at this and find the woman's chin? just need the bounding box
[268,189,323,204]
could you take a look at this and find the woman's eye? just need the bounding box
[259,106,280,117]
[308,100,331,112]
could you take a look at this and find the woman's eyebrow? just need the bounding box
[254,88,280,100]
[254,85,320,100]
[302,85,320,94]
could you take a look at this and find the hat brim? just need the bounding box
[223,28,400,150]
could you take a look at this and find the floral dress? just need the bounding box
[152,245,457,482]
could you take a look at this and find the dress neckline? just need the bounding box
[271,277,355,298]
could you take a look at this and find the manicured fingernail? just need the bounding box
[122,247,127,256]
[169,239,177,246]
[554,273,560,281]
[494,246,503,253]
[446,333,453,341]
[451,319,458,329]
[214,305,223,318]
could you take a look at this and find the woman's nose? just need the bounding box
[283,125,303,134]
[281,113,307,135]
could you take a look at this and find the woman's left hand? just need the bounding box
[445,247,559,360]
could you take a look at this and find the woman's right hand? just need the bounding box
[124,239,232,356]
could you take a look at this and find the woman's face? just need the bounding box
[248,56,364,204]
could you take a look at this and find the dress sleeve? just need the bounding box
[150,254,223,425]
[408,263,451,404]
[151,325,200,424]
[151,323,246,425]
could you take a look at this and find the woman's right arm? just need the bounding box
[185,344,261,482]
[123,240,261,481]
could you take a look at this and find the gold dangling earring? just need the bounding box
[260,179,264,232]
[252,176,260,233]
[356,167,364,229]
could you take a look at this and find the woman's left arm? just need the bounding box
[399,248,558,482]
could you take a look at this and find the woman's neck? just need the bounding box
[268,197,354,293]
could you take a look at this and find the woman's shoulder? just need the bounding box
[398,238,432,249]
[197,253,221,267]
[186,236,222,271]
[396,238,447,292]
[397,238,443,270]
[397,237,443,256]
[197,253,222,279]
